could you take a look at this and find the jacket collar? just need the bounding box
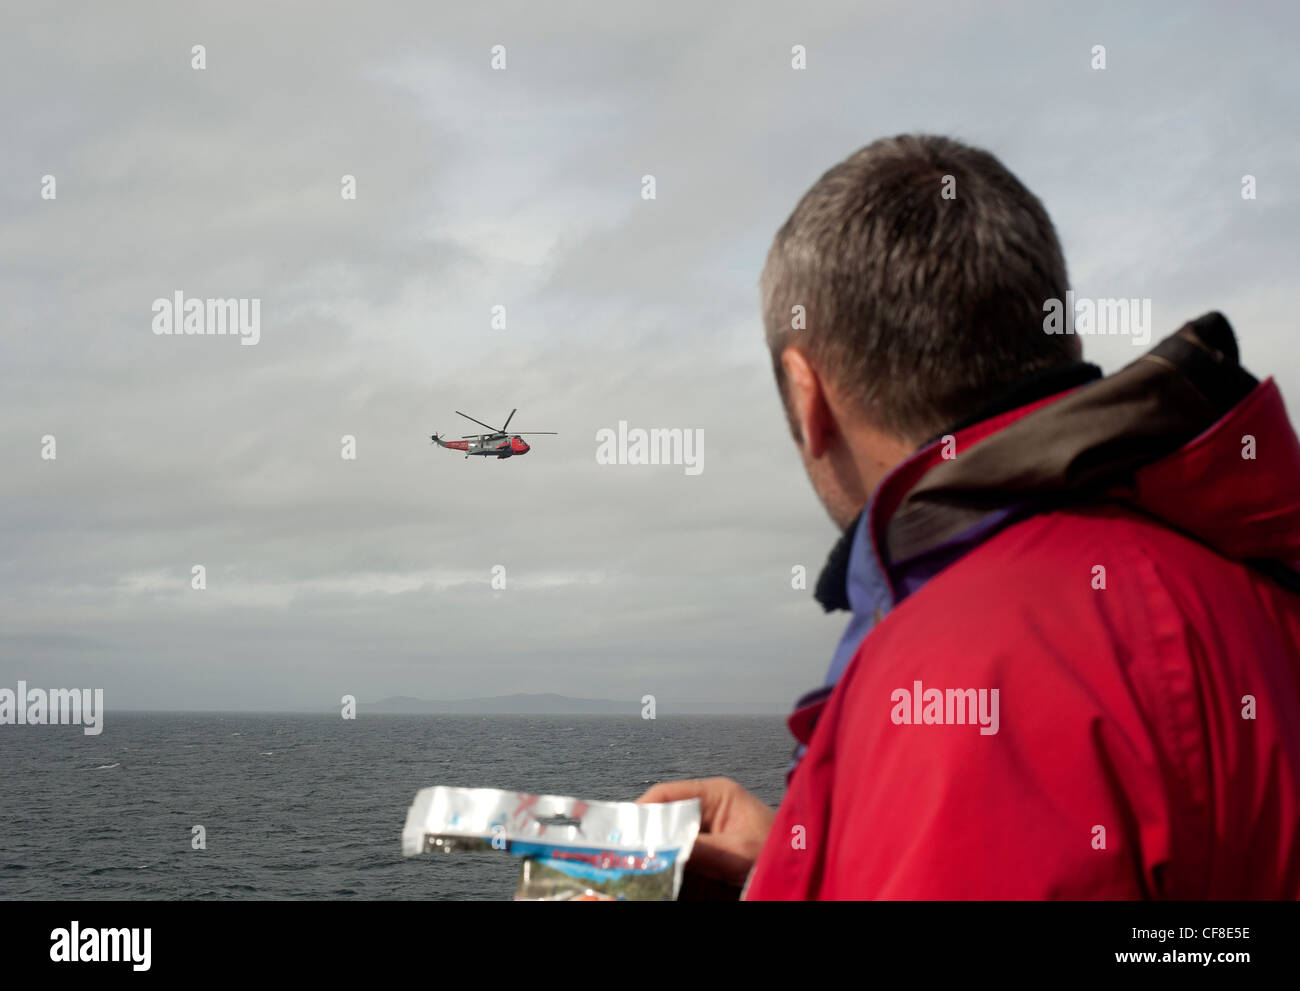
[813,360,1102,612]
[795,312,1300,759]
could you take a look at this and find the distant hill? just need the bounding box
[363,693,778,715]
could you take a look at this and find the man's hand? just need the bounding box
[637,777,775,889]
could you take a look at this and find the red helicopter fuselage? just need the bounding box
[432,409,554,459]
[438,436,530,456]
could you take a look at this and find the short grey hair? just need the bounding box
[760,134,1079,442]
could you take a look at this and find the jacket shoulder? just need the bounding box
[815,506,1216,898]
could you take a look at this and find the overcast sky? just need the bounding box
[1,1,1296,712]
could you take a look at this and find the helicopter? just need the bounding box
[431,409,557,459]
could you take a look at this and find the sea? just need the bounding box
[0,714,791,900]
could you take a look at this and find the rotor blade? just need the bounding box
[514,432,558,435]
[455,411,498,432]
[501,408,517,432]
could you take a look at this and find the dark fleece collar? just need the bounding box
[814,360,1104,612]
[813,312,1263,612]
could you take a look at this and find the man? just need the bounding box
[640,135,1300,899]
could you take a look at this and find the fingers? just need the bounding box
[637,769,733,827]
[637,777,736,826]
[636,779,711,805]
[637,779,769,888]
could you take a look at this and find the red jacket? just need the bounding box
[746,314,1300,899]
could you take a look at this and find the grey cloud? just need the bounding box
[1,1,1295,712]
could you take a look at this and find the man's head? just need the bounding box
[760,134,1080,529]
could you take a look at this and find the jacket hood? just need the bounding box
[882,311,1300,576]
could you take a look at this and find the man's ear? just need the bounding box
[779,346,837,458]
